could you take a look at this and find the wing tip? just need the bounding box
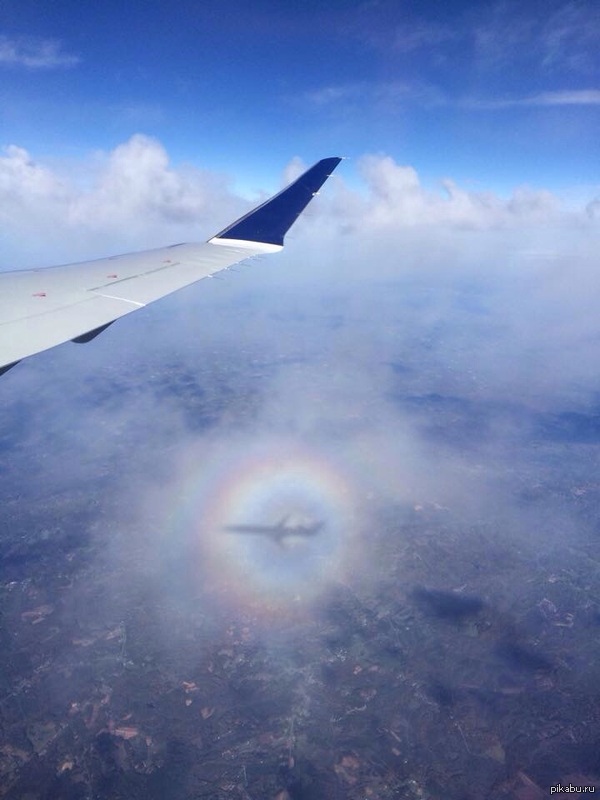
[212,156,342,247]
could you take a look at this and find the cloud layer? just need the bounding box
[1,135,597,269]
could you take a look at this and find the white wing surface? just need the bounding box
[0,157,342,375]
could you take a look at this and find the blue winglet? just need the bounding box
[213,157,342,247]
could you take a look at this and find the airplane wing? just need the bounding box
[0,157,342,375]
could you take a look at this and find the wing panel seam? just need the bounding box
[93,292,146,308]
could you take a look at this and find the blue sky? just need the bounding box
[0,0,598,194]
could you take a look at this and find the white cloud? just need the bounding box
[538,2,600,75]
[336,154,565,231]
[467,89,600,109]
[354,1,599,84]
[282,155,307,185]
[536,89,600,105]
[0,144,69,201]
[391,21,457,53]
[69,135,222,229]
[0,135,239,266]
[304,83,364,107]
[472,1,600,77]
[0,34,79,68]
[301,80,443,112]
